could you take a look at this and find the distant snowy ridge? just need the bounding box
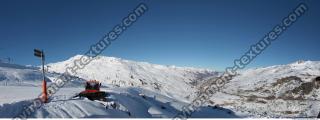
[0,62,85,87]
[0,62,43,86]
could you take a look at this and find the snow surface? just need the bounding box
[0,56,235,118]
[1,55,320,118]
[217,60,320,117]
[47,55,219,101]
[0,86,237,118]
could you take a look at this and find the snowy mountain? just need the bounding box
[46,55,320,117]
[0,55,236,118]
[212,60,320,117]
[1,55,320,118]
[47,55,219,101]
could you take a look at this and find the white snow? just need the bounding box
[0,56,234,118]
[1,55,319,118]
[217,60,320,117]
[47,55,219,101]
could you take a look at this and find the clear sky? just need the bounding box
[0,0,319,70]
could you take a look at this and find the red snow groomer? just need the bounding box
[77,80,107,101]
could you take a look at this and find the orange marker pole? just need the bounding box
[42,79,48,103]
[40,50,47,103]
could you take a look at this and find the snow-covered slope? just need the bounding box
[0,62,85,87]
[0,56,236,118]
[0,86,238,118]
[48,55,219,101]
[1,55,320,118]
[0,62,45,86]
[212,60,320,117]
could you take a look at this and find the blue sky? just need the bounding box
[0,0,319,70]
